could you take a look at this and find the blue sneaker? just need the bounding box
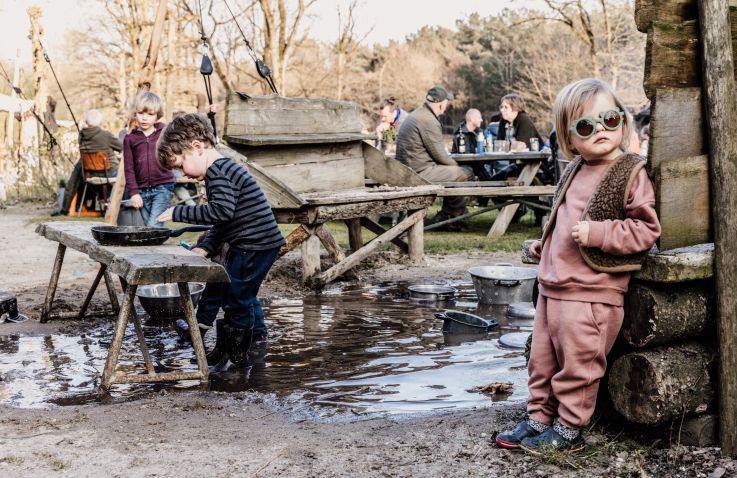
[520,427,585,454]
[495,421,541,449]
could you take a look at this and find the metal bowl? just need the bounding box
[468,266,538,305]
[408,285,456,302]
[136,283,206,319]
[434,310,498,334]
[506,302,535,328]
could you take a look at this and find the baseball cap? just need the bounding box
[426,85,454,102]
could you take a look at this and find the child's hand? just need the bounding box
[529,240,542,258]
[130,194,143,209]
[156,207,175,223]
[572,221,590,246]
[191,247,208,257]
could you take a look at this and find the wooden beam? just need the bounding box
[407,209,425,263]
[278,225,311,257]
[359,217,409,253]
[137,0,168,90]
[346,219,362,252]
[362,142,430,187]
[644,21,701,98]
[437,185,555,197]
[314,224,346,263]
[300,229,321,280]
[648,87,706,171]
[699,0,737,456]
[635,0,699,33]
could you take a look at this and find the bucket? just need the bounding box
[468,266,538,305]
[435,310,498,334]
[408,285,455,302]
[117,205,145,226]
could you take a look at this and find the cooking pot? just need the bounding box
[434,310,498,334]
[136,282,206,318]
[468,266,538,305]
[408,285,455,302]
[91,225,211,246]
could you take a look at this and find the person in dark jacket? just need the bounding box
[451,108,483,154]
[53,109,123,216]
[497,94,542,150]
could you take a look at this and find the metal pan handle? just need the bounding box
[169,225,212,237]
[434,312,447,320]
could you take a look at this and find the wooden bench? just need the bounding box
[222,94,440,287]
[36,221,228,391]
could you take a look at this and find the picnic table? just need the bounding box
[36,221,229,391]
[441,151,556,237]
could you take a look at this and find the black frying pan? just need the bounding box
[91,225,212,246]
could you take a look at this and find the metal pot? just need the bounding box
[499,331,532,349]
[434,310,498,334]
[468,266,538,305]
[408,285,455,302]
[506,302,535,328]
[136,282,206,318]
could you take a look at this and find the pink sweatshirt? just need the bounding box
[537,157,661,306]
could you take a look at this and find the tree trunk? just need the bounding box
[622,282,712,348]
[608,342,716,425]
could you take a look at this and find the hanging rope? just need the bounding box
[197,0,218,141]
[40,40,80,135]
[222,0,279,95]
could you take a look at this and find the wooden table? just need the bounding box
[36,221,229,391]
[449,151,554,237]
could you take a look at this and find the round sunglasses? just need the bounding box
[569,108,624,139]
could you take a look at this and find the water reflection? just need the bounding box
[0,281,530,416]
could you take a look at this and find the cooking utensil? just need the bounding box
[499,331,532,349]
[506,302,535,328]
[434,310,498,334]
[136,282,206,318]
[91,225,211,246]
[408,285,455,302]
[468,265,538,305]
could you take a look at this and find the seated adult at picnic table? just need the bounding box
[451,108,483,154]
[497,93,541,150]
[53,109,122,216]
[375,96,407,154]
[396,85,474,228]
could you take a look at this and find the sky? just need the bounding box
[0,0,549,63]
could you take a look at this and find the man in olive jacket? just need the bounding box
[396,86,473,226]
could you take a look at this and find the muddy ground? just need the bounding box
[0,205,734,477]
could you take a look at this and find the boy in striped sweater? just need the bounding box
[156,113,285,368]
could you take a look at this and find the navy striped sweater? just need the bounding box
[172,158,285,253]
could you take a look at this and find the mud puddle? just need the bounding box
[0,282,531,417]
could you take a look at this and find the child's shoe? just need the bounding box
[519,426,585,454]
[495,420,542,449]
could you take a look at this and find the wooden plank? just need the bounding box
[635,0,698,32]
[264,155,365,194]
[301,185,440,205]
[655,155,711,250]
[359,217,409,253]
[279,225,311,257]
[242,142,362,167]
[225,132,373,146]
[644,21,700,98]
[487,162,541,238]
[313,196,434,222]
[314,224,347,263]
[301,230,321,280]
[224,93,364,137]
[362,142,431,187]
[648,88,706,171]
[700,0,737,456]
[438,185,555,197]
[217,143,305,209]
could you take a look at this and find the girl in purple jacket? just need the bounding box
[123,91,175,227]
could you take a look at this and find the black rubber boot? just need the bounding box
[224,323,253,368]
[206,320,228,365]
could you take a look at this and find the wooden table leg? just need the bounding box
[178,282,209,380]
[117,277,155,374]
[101,284,136,390]
[41,244,66,323]
[346,219,363,253]
[78,264,107,320]
[487,161,542,238]
[407,209,426,263]
[301,228,321,281]
[103,268,120,316]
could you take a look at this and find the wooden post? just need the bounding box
[698,0,737,456]
[346,219,363,252]
[4,49,20,151]
[407,209,425,263]
[41,244,66,323]
[301,229,321,280]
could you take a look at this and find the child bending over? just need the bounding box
[496,78,661,453]
[156,113,285,368]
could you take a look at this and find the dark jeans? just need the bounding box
[222,246,280,331]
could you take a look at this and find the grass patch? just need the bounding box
[1,455,24,465]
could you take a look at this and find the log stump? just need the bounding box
[622,282,712,347]
[608,342,715,425]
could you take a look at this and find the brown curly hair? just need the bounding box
[157,113,216,169]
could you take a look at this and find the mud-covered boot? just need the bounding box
[224,323,253,368]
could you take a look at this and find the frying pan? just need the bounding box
[91,225,212,246]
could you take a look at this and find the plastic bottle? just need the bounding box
[458,134,466,154]
[485,131,493,152]
[476,131,485,153]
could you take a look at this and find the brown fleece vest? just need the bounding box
[542,153,649,273]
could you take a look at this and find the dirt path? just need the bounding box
[0,206,733,477]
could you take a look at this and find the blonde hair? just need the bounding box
[553,78,633,159]
[501,93,526,113]
[131,91,164,120]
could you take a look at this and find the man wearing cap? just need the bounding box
[396,85,474,228]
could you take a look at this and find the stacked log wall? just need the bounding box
[602,0,729,445]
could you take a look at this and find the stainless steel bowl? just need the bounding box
[506,302,535,328]
[136,283,206,319]
[468,266,538,305]
[408,284,456,302]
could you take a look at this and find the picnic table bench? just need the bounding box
[36,221,229,391]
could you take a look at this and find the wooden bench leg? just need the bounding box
[346,219,363,253]
[101,284,137,390]
[179,282,209,380]
[487,162,541,238]
[301,229,321,281]
[41,244,66,323]
[407,209,426,263]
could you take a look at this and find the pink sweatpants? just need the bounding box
[527,295,624,429]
